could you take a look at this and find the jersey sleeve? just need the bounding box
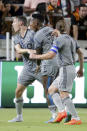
[50,37,64,53]
[75,40,80,51]
[13,34,20,46]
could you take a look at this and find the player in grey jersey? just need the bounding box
[34,24,60,122]
[29,18,84,125]
[8,16,43,122]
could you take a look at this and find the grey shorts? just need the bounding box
[52,65,76,93]
[18,66,42,87]
[41,64,59,78]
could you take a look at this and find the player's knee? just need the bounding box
[48,87,51,95]
[15,88,23,98]
[48,85,57,95]
[60,91,69,99]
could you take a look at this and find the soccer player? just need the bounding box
[32,17,61,122]
[8,16,43,122]
[29,18,84,125]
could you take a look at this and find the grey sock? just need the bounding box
[48,105,57,114]
[62,97,78,118]
[48,105,57,118]
[51,93,64,112]
[65,106,70,114]
[15,97,23,116]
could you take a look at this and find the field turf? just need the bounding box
[0,108,87,131]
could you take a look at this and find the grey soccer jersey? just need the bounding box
[14,29,37,72]
[13,29,42,86]
[34,26,59,67]
[50,34,79,92]
[50,34,80,67]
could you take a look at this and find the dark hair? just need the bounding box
[79,4,87,9]
[56,18,66,33]
[16,16,27,26]
[32,11,44,23]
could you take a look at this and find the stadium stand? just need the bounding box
[0,0,87,61]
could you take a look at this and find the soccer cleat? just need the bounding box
[64,112,71,123]
[64,119,82,125]
[45,113,57,123]
[45,117,55,123]
[54,111,67,122]
[8,117,23,122]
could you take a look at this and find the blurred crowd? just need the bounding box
[0,0,87,40]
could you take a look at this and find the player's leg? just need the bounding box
[60,66,82,125]
[42,75,57,121]
[64,106,71,123]
[39,64,57,121]
[48,68,70,123]
[60,91,81,125]
[8,68,35,122]
[34,68,57,122]
[48,83,67,123]
[8,83,26,122]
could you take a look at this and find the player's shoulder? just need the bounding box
[13,33,19,39]
[36,26,53,35]
[25,29,35,40]
[55,34,64,41]
[53,34,67,45]
[13,33,21,45]
[27,29,35,35]
[13,33,20,41]
[34,28,43,39]
[41,26,53,33]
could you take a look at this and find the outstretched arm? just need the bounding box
[15,44,36,54]
[29,51,56,60]
[76,48,84,77]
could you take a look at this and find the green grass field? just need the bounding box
[0,108,87,131]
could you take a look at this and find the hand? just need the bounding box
[27,49,36,54]
[29,53,37,59]
[52,29,60,37]
[77,69,83,77]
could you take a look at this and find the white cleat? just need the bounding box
[8,117,23,122]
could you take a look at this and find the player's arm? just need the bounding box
[30,42,59,60]
[23,1,36,15]
[71,14,78,40]
[15,44,36,54]
[73,25,78,40]
[23,7,36,15]
[30,51,56,60]
[76,48,84,77]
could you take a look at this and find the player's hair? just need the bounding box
[16,16,27,26]
[30,17,43,30]
[56,18,66,33]
[79,4,87,9]
[31,12,44,28]
[32,12,44,23]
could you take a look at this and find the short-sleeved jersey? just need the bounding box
[34,26,58,66]
[14,29,37,72]
[50,34,80,67]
